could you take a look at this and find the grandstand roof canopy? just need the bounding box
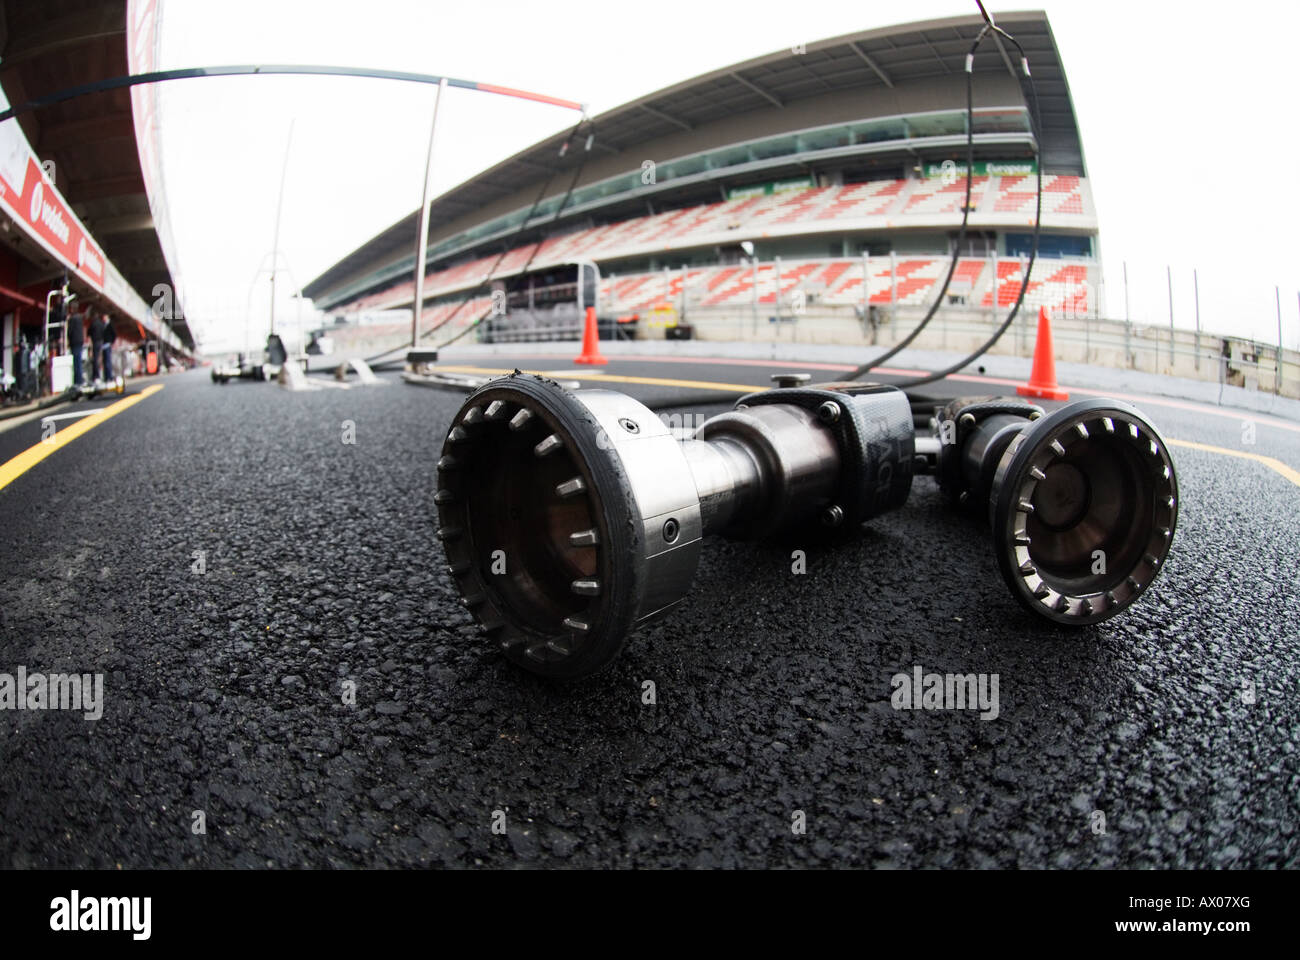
[0,0,193,348]
[304,9,1082,302]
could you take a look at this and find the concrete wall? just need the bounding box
[664,306,1300,401]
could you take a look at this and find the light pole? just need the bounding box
[1277,286,1284,394]
[269,120,294,338]
[411,78,448,347]
[752,255,759,336]
[1166,265,1174,366]
[1123,261,1131,368]
[1193,268,1201,372]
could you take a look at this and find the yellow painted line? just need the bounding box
[433,364,759,393]
[0,384,165,493]
[1167,438,1300,488]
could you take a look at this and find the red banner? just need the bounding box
[0,155,107,289]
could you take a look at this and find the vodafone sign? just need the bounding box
[78,236,103,277]
[0,113,157,339]
[1,156,105,287]
[28,178,71,246]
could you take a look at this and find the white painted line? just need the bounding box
[351,358,380,384]
[40,410,105,423]
[278,363,321,391]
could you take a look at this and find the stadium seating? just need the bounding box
[355,255,1092,323]
[411,295,493,328]
[758,262,821,303]
[340,175,1095,314]
[703,264,775,306]
[992,173,1087,216]
[980,260,1090,311]
[594,256,1092,316]
[902,176,989,215]
[768,187,834,224]
[815,180,906,220]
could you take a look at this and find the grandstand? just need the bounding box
[303,10,1098,349]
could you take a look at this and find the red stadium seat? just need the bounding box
[343,174,1095,318]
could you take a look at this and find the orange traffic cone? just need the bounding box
[1017,306,1069,401]
[573,305,608,365]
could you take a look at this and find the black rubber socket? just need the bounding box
[737,384,914,527]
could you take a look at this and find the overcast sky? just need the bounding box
[154,0,1300,353]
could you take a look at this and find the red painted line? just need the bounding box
[474,82,583,111]
[465,351,929,377]
[630,353,933,378]
[946,372,1023,387]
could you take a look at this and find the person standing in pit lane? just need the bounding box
[66,303,86,388]
[101,314,116,382]
[89,312,106,385]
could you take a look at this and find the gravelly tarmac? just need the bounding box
[0,362,1296,868]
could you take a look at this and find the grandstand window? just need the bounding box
[852,117,907,144]
[531,196,565,220]
[749,135,798,161]
[567,174,638,209]
[906,112,966,138]
[950,231,997,257]
[799,127,853,152]
[660,155,709,179]
[843,163,907,184]
[707,144,752,170]
[972,108,1031,135]
[604,175,639,199]
[1005,233,1092,259]
[489,213,524,235]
